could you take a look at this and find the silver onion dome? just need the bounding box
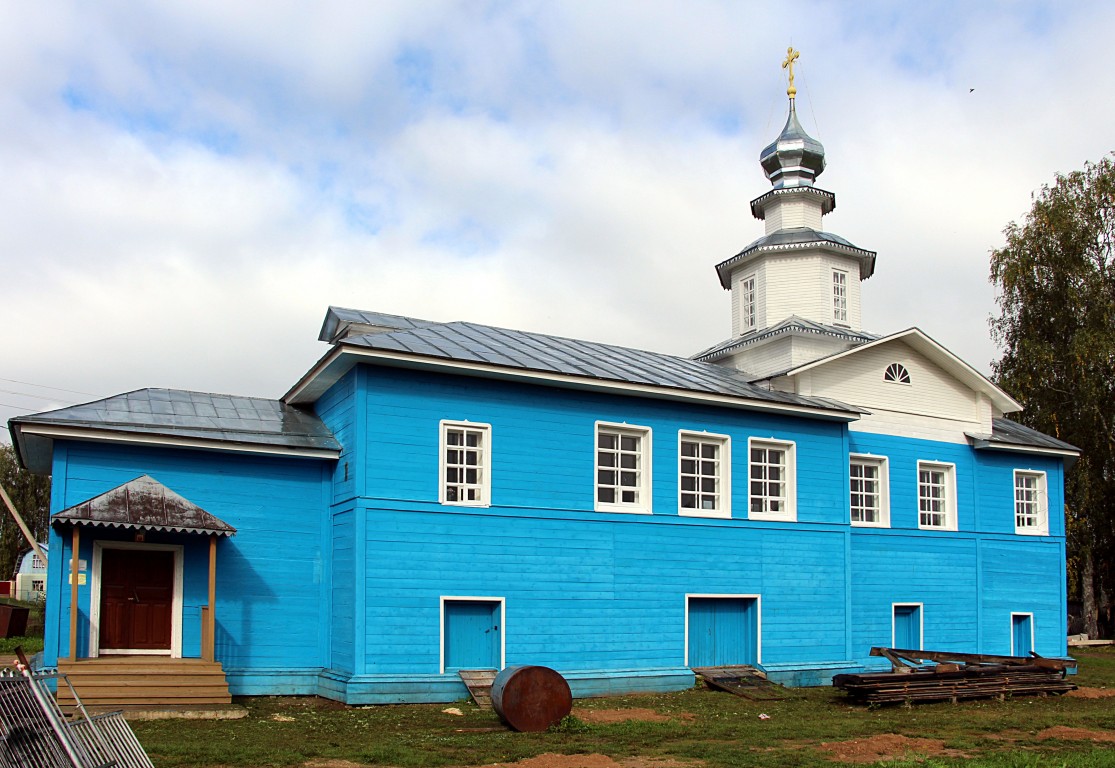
[759,101,826,188]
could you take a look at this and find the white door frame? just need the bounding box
[89,541,184,658]
[683,593,762,667]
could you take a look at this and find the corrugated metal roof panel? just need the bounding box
[11,389,341,452]
[340,320,858,414]
[986,418,1079,453]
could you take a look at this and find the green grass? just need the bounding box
[0,635,44,656]
[128,647,1115,768]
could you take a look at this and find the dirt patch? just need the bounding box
[1066,686,1115,699]
[1037,726,1115,742]
[472,756,701,768]
[817,734,967,764]
[303,761,369,768]
[573,707,692,724]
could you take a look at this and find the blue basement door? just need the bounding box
[687,597,758,667]
[893,605,922,650]
[1012,614,1033,657]
[444,600,501,670]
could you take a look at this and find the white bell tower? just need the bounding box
[695,48,877,378]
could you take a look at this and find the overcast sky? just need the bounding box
[2,1,1113,441]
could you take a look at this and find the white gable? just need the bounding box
[769,331,1019,444]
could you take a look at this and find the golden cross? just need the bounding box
[782,46,800,99]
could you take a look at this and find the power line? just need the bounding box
[0,377,96,397]
[0,388,77,404]
[0,401,43,411]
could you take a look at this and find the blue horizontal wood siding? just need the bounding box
[42,441,331,674]
[357,366,849,522]
[357,505,849,675]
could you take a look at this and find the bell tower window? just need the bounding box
[833,269,848,324]
[740,274,756,332]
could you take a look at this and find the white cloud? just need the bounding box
[2,1,1115,438]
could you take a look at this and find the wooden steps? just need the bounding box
[56,657,232,713]
[458,669,498,709]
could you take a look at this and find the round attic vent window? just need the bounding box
[884,363,911,384]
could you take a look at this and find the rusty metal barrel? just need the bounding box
[490,665,572,732]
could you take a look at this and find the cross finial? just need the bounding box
[782,46,800,99]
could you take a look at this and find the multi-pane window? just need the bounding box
[1014,470,1048,535]
[917,461,955,530]
[31,555,45,570]
[679,432,730,518]
[440,421,491,505]
[741,275,756,331]
[749,439,795,520]
[850,455,888,526]
[596,424,651,512]
[833,270,848,323]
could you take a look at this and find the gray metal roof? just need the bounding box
[714,227,877,288]
[751,186,835,221]
[319,306,435,343]
[52,475,237,537]
[10,389,340,473]
[693,316,879,363]
[972,418,1079,454]
[337,319,859,415]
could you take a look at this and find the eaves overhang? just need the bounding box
[715,228,876,289]
[694,319,877,363]
[283,344,863,423]
[9,421,340,476]
[965,434,1079,459]
[749,186,836,220]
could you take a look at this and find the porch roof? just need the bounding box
[51,475,236,537]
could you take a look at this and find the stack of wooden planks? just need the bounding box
[833,648,1077,705]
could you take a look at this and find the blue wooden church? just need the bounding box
[9,71,1076,707]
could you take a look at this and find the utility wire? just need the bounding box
[0,377,95,397]
[0,388,77,404]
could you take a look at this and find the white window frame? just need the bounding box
[678,431,731,519]
[595,421,652,514]
[1010,611,1035,657]
[439,420,492,507]
[740,273,757,332]
[916,461,957,531]
[849,454,889,527]
[892,602,924,650]
[884,362,911,385]
[832,269,848,324]
[747,437,796,522]
[1013,470,1049,535]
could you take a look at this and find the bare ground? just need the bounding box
[816,734,969,764]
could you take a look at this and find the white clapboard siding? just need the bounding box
[784,339,992,442]
[763,195,825,235]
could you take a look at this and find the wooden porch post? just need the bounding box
[206,533,217,662]
[69,526,79,661]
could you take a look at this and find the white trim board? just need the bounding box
[683,593,762,667]
[438,596,506,675]
[283,345,861,422]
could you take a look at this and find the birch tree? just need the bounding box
[990,154,1115,637]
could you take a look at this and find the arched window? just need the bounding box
[884,363,911,384]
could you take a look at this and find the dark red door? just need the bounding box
[100,549,174,651]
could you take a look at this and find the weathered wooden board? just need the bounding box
[693,666,787,701]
